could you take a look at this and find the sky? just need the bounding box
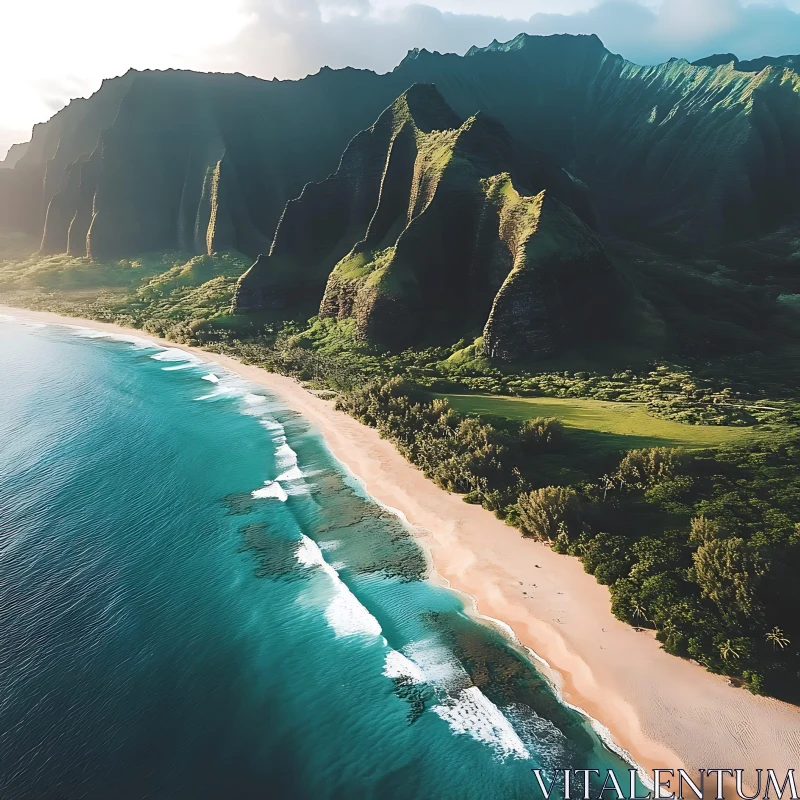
[4,0,800,159]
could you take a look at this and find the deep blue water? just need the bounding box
[0,317,637,799]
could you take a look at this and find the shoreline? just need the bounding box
[4,305,800,786]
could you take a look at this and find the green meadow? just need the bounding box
[437,393,753,482]
[438,393,750,447]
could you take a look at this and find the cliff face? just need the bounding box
[236,85,620,360]
[481,179,614,361]
[234,85,462,311]
[399,35,800,241]
[0,142,29,169]
[3,33,800,259]
[1,69,413,259]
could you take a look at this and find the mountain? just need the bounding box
[0,68,414,260]
[235,85,621,359]
[4,33,800,263]
[693,53,800,72]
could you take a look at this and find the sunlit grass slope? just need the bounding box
[440,393,751,449]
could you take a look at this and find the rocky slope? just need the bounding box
[236,85,620,359]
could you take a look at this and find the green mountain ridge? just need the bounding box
[4,33,800,261]
[3,33,800,363]
[234,84,617,358]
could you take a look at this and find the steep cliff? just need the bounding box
[0,142,29,169]
[4,33,800,260]
[481,178,614,361]
[398,34,800,241]
[1,68,412,258]
[237,86,620,360]
[694,53,800,72]
[234,84,462,310]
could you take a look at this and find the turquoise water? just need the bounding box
[0,317,636,799]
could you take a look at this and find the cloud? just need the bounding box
[5,0,800,160]
[0,0,251,158]
[524,0,800,62]
[201,0,800,86]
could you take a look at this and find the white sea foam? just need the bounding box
[106,332,157,349]
[243,393,266,405]
[432,686,531,761]
[284,482,312,498]
[383,650,426,684]
[295,535,327,569]
[0,314,15,322]
[202,373,220,384]
[259,418,285,434]
[195,386,242,401]
[252,481,289,502]
[276,465,304,482]
[274,442,298,469]
[403,638,469,690]
[503,703,568,765]
[295,535,382,639]
[161,363,196,371]
[326,592,383,638]
[67,325,107,339]
[151,348,203,364]
[64,325,156,349]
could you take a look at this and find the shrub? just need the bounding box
[519,417,564,454]
[516,486,583,542]
[616,447,686,489]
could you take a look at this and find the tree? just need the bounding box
[691,534,765,621]
[719,639,741,661]
[689,515,723,546]
[766,626,790,650]
[516,486,584,542]
[616,447,686,489]
[519,417,564,454]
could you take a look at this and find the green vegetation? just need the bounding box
[0,245,253,342]
[592,440,800,700]
[439,394,753,449]
[0,249,188,292]
[335,379,800,701]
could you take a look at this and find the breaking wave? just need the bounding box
[252,481,289,502]
[432,686,531,761]
[295,535,382,639]
[150,348,204,364]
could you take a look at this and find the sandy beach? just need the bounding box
[4,304,799,789]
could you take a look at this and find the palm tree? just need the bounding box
[719,640,741,661]
[631,603,649,622]
[765,626,790,650]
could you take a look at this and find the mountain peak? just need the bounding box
[386,83,461,134]
[466,32,607,59]
[398,47,435,66]
[692,53,739,69]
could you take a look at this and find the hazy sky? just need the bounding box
[4,0,800,159]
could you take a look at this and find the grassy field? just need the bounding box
[437,393,754,483]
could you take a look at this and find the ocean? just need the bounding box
[0,316,638,799]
